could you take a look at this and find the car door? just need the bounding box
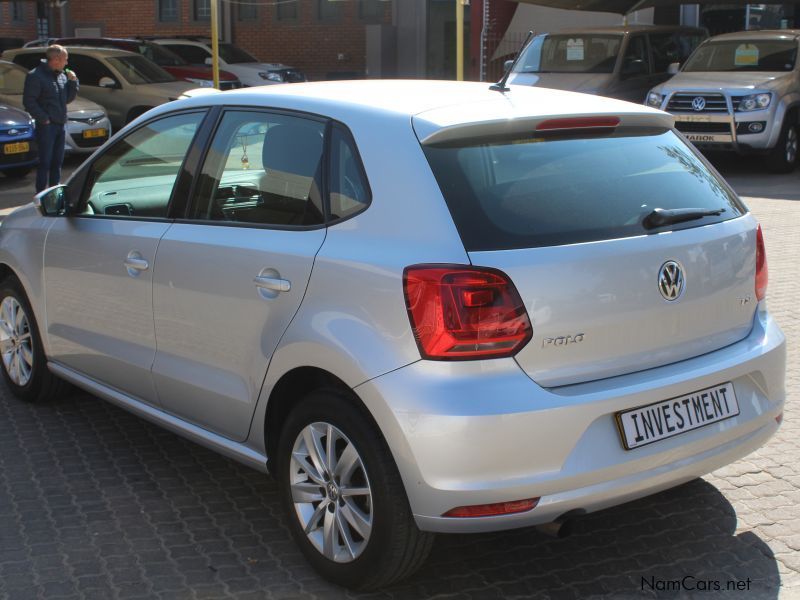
[151,109,327,441]
[612,34,653,103]
[43,110,208,406]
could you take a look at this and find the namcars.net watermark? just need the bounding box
[642,576,752,592]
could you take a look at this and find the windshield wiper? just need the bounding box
[642,207,726,230]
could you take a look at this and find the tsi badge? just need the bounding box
[543,333,585,348]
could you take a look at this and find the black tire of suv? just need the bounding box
[3,167,31,179]
[276,388,434,590]
[0,276,64,403]
[766,118,798,174]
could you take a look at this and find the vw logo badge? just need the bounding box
[659,261,685,301]
[692,96,706,112]
[7,128,18,135]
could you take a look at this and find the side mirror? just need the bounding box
[33,184,68,217]
[667,62,680,75]
[98,76,119,89]
[504,59,514,74]
[204,57,213,66]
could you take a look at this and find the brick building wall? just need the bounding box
[64,0,392,81]
[0,1,38,44]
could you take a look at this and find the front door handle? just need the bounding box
[254,275,291,293]
[124,252,149,277]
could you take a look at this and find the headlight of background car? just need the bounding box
[646,91,664,108]
[738,93,771,111]
[185,77,215,88]
[259,71,283,82]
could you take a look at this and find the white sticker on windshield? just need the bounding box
[566,38,585,61]
[734,43,759,66]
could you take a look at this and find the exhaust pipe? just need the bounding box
[536,517,575,538]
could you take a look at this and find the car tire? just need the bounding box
[0,276,64,403]
[276,388,434,589]
[3,167,31,179]
[766,118,798,174]
[126,107,153,125]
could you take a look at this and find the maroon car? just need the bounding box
[53,37,242,90]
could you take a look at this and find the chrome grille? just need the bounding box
[667,93,729,113]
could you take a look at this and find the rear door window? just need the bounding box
[422,130,745,251]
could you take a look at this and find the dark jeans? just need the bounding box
[35,122,66,193]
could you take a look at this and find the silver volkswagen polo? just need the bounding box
[0,81,785,589]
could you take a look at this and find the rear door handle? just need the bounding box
[254,275,291,293]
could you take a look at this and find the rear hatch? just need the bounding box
[417,109,756,387]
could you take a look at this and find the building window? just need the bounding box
[194,0,211,21]
[318,0,342,21]
[158,0,179,22]
[11,1,24,21]
[359,0,386,21]
[277,0,297,21]
[238,0,257,20]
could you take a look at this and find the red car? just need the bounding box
[53,37,242,90]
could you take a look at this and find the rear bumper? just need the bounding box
[355,306,785,533]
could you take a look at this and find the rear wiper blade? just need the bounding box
[642,207,726,230]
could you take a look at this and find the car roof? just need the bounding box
[158,79,672,143]
[541,25,706,36]
[5,46,139,58]
[706,29,800,41]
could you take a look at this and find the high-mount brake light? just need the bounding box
[536,116,621,131]
[403,265,532,360]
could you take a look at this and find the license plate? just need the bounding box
[685,133,732,143]
[615,383,739,450]
[83,128,107,139]
[3,141,29,155]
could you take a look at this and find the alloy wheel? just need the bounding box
[0,296,33,386]
[289,422,373,563]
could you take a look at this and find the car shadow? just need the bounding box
[13,389,780,600]
[709,153,800,201]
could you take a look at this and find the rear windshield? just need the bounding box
[516,34,623,74]
[684,39,797,72]
[423,129,745,251]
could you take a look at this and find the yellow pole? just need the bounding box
[210,0,220,89]
[456,0,464,81]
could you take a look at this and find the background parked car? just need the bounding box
[507,25,707,103]
[149,37,306,86]
[3,47,194,130]
[646,29,800,173]
[0,59,111,154]
[51,38,243,90]
[0,104,36,178]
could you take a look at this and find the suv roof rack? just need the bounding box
[138,35,212,42]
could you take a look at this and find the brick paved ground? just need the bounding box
[0,157,798,599]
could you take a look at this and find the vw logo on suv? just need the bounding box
[692,96,707,112]
[659,261,685,301]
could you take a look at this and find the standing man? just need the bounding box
[23,45,78,193]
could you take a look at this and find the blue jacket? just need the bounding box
[22,61,79,125]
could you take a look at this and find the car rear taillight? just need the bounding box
[443,498,539,518]
[756,224,768,301]
[403,265,532,360]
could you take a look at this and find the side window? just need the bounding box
[622,35,650,76]
[81,112,205,218]
[164,43,210,65]
[67,55,114,86]
[329,124,370,220]
[649,33,680,72]
[188,111,325,227]
[13,53,42,70]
